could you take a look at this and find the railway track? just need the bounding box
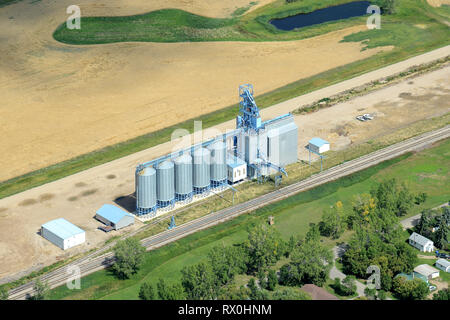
[7,125,450,300]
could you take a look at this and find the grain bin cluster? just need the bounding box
[135,84,298,218]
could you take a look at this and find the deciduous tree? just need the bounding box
[320,201,345,239]
[245,224,284,273]
[112,238,146,279]
[157,278,186,300]
[181,262,220,300]
[139,282,155,300]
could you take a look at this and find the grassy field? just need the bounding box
[0,0,448,200]
[53,0,450,44]
[46,138,450,300]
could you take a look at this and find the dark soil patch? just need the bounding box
[81,189,98,197]
[399,92,412,98]
[106,174,116,180]
[19,199,37,206]
[39,193,55,202]
[75,182,87,187]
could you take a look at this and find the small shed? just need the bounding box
[408,232,434,252]
[227,154,247,184]
[414,264,440,279]
[41,218,85,250]
[436,259,450,273]
[95,204,134,230]
[308,138,330,154]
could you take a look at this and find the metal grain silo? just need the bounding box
[193,147,210,194]
[156,160,175,207]
[136,166,157,215]
[208,140,227,187]
[174,153,193,201]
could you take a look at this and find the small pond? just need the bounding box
[270,1,372,31]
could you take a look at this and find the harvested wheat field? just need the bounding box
[0,0,391,182]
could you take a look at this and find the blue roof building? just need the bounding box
[41,218,85,250]
[308,137,330,154]
[95,204,134,230]
[308,138,329,148]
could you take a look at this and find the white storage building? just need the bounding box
[95,204,134,230]
[436,259,450,273]
[41,218,85,250]
[308,138,330,154]
[414,264,440,279]
[408,232,434,252]
[227,154,247,184]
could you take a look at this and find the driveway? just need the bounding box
[401,203,448,229]
[330,244,367,298]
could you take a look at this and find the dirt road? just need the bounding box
[0,45,448,281]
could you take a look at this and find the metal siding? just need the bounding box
[156,161,175,202]
[116,215,134,230]
[267,121,298,167]
[193,148,210,188]
[244,133,258,164]
[279,122,298,166]
[95,214,111,226]
[137,167,157,209]
[174,154,193,196]
[257,129,267,159]
[208,141,227,182]
[42,227,65,250]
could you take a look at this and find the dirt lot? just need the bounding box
[294,65,450,160]
[0,0,390,182]
[427,0,450,7]
[0,59,448,282]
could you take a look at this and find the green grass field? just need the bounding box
[0,0,448,201]
[53,0,450,44]
[46,138,450,300]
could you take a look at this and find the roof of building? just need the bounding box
[96,204,134,224]
[226,154,246,169]
[414,264,440,277]
[395,272,428,283]
[436,259,450,268]
[42,218,84,240]
[300,284,338,300]
[308,137,329,148]
[409,232,433,246]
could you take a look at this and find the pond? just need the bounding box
[270,1,372,31]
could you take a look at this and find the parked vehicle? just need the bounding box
[363,113,374,120]
[356,115,367,122]
[429,285,437,292]
[435,250,450,259]
[98,225,114,233]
